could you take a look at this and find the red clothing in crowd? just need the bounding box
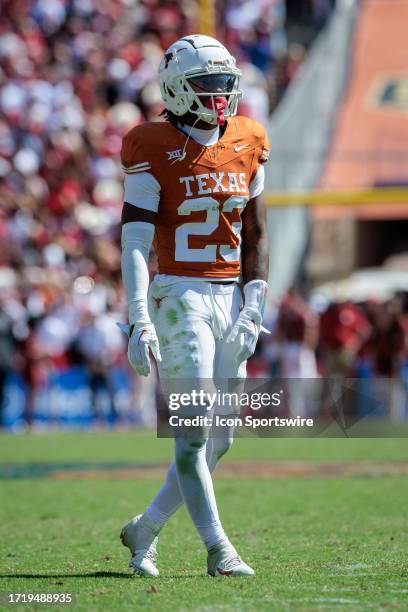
[320,302,371,352]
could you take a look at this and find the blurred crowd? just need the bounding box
[0,0,338,425]
[250,290,408,381]
[248,290,408,421]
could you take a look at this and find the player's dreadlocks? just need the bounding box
[160,108,181,126]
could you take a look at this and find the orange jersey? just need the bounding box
[121,116,269,278]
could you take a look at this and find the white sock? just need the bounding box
[174,436,227,549]
[144,462,182,528]
[144,435,233,534]
[133,513,160,551]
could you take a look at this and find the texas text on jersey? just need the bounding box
[121,116,270,278]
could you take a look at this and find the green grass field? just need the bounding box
[0,431,407,611]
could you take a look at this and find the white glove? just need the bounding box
[226,280,269,363]
[128,321,161,376]
[118,321,162,376]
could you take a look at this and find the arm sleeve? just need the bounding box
[121,221,155,325]
[124,172,160,212]
[249,165,265,198]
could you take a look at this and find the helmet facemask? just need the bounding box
[185,73,241,125]
[161,64,242,125]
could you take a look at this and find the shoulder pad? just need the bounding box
[121,123,162,174]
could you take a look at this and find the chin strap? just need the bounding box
[172,96,227,164]
[171,116,201,164]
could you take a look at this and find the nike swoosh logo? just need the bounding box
[234,144,249,152]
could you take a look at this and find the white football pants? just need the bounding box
[148,277,247,379]
[143,277,246,550]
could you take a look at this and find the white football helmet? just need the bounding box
[159,35,242,125]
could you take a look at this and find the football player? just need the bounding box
[119,34,269,577]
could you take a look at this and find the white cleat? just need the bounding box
[128,550,159,577]
[120,514,159,577]
[207,545,255,577]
